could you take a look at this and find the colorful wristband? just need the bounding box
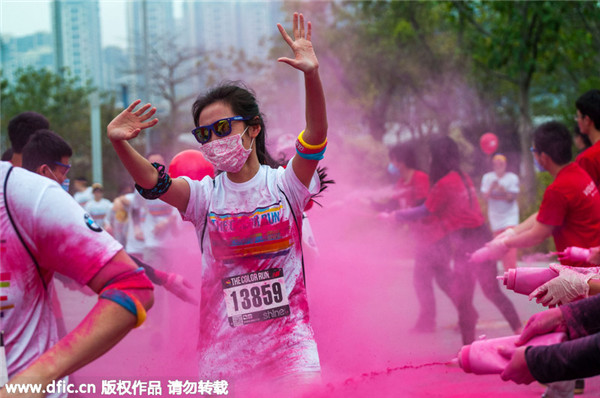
[296,146,326,160]
[296,130,327,153]
[100,289,147,328]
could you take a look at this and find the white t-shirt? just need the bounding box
[125,192,146,255]
[106,202,128,246]
[84,198,113,228]
[143,199,179,249]
[0,162,122,395]
[181,161,321,382]
[73,186,93,207]
[480,171,520,232]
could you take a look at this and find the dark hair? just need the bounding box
[533,121,572,165]
[7,111,50,153]
[389,143,418,169]
[575,89,600,130]
[429,136,462,184]
[574,123,592,150]
[22,129,72,172]
[74,176,88,183]
[192,82,280,168]
[1,148,13,162]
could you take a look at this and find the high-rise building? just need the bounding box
[126,0,175,106]
[1,33,55,82]
[52,0,103,88]
[102,46,129,107]
[182,1,283,61]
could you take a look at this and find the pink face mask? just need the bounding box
[198,127,253,173]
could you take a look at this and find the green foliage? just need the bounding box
[327,1,468,141]
[324,1,600,206]
[1,66,94,164]
[1,67,125,198]
[449,1,600,203]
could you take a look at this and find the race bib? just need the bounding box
[222,268,290,327]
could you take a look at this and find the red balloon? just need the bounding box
[480,132,499,155]
[169,150,215,180]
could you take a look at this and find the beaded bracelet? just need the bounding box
[135,162,172,200]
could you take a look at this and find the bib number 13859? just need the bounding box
[222,268,290,327]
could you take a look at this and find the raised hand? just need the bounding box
[107,100,158,142]
[277,12,319,74]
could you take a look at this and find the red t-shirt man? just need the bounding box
[537,162,600,267]
[575,141,600,188]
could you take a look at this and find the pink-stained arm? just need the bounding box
[278,12,328,188]
[471,218,553,263]
[589,246,600,265]
[0,250,154,397]
[107,100,190,213]
[504,218,554,249]
[511,211,539,234]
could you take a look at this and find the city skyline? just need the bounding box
[1,0,186,49]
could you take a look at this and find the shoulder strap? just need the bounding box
[199,178,216,254]
[3,166,47,290]
[278,185,307,289]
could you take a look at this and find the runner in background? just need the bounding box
[72,177,93,207]
[481,154,520,271]
[84,183,113,230]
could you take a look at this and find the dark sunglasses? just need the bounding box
[191,116,249,144]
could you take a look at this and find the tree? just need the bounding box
[0,66,127,197]
[1,67,94,169]
[450,1,599,201]
[326,1,471,141]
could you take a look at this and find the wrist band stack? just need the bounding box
[135,162,172,200]
[295,130,327,160]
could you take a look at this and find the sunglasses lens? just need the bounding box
[193,127,211,143]
[214,119,232,136]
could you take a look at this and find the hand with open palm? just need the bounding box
[277,12,319,75]
[107,100,158,142]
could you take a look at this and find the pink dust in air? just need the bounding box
[53,148,556,397]
[53,79,555,397]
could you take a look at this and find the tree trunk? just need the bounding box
[518,85,535,204]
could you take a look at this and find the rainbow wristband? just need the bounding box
[100,289,147,328]
[296,130,327,154]
[296,146,326,160]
